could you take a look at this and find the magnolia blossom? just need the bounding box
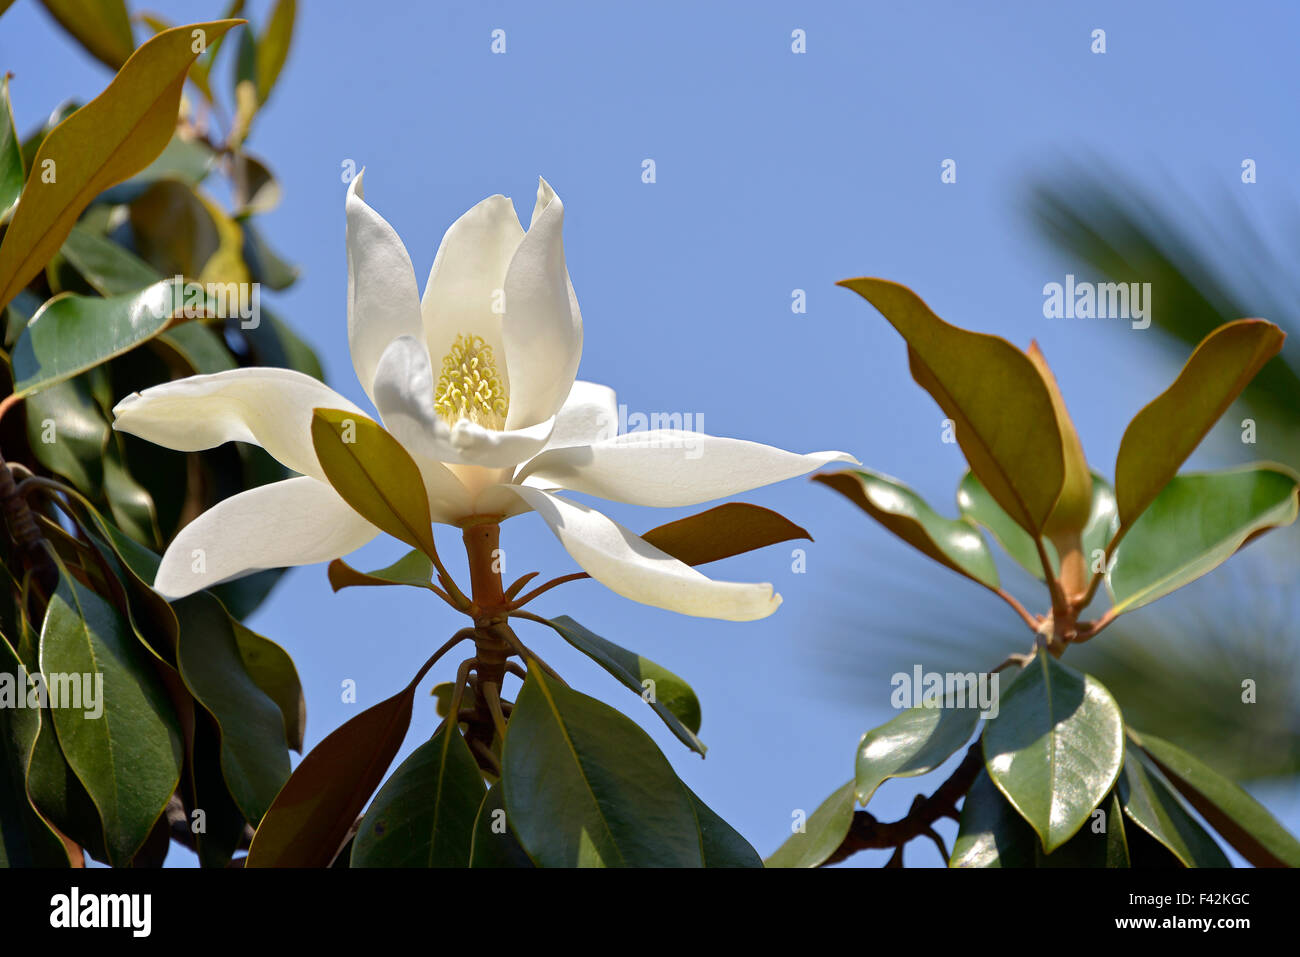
[112,173,854,621]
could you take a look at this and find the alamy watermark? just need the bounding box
[593,404,707,459]
[1042,274,1151,329]
[891,666,999,719]
[163,274,261,329]
[50,887,150,937]
[0,666,104,719]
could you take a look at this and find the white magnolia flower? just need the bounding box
[112,173,854,621]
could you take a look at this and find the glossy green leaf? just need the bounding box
[327,550,436,593]
[3,288,41,347]
[0,20,243,309]
[243,308,323,379]
[1080,474,1121,572]
[816,468,999,589]
[128,179,247,284]
[103,438,161,547]
[538,615,705,756]
[98,133,218,204]
[38,0,135,70]
[154,322,237,375]
[469,782,534,868]
[432,680,477,719]
[230,29,258,147]
[958,470,1051,578]
[23,373,110,492]
[957,470,1118,584]
[74,497,179,664]
[1108,465,1299,614]
[0,633,70,866]
[190,715,249,868]
[173,591,289,825]
[1026,341,1093,540]
[11,281,176,396]
[1035,788,1130,867]
[502,668,703,867]
[0,75,23,218]
[982,651,1124,853]
[764,779,854,868]
[639,502,809,566]
[255,0,296,103]
[26,707,108,863]
[1115,319,1286,529]
[59,223,160,295]
[856,700,980,807]
[1129,729,1300,867]
[351,726,485,867]
[310,408,439,559]
[12,593,107,865]
[233,152,281,217]
[230,618,305,753]
[241,220,299,289]
[951,770,1037,867]
[952,770,1129,867]
[685,784,763,867]
[839,278,1064,535]
[189,0,245,102]
[1117,748,1229,867]
[39,567,183,866]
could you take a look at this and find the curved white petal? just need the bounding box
[421,193,523,390]
[515,430,858,507]
[508,487,781,621]
[408,453,475,525]
[373,335,553,469]
[154,477,379,598]
[347,170,424,402]
[540,380,618,452]
[473,481,535,520]
[112,368,367,481]
[502,178,582,430]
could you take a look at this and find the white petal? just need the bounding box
[421,193,523,389]
[502,178,582,430]
[472,481,535,520]
[347,170,424,402]
[516,430,858,507]
[507,487,781,621]
[153,477,379,598]
[409,453,475,525]
[373,335,553,469]
[540,380,618,451]
[112,368,366,481]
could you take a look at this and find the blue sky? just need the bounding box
[4,0,1297,866]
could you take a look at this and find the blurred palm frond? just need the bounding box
[814,166,1300,782]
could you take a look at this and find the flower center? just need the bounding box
[433,333,509,430]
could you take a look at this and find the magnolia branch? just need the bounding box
[820,742,984,868]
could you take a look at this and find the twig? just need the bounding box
[1033,535,1068,617]
[1073,608,1118,643]
[469,738,501,774]
[498,613,568,684]
[820,742,984,867]
[505,572,589,610]
[502,571,540,601]
[481,680,510,743]
[994,588,1042,632]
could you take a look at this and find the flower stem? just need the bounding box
[462,523,505,614]
[460,524,514,772]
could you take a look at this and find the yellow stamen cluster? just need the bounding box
[433,333,509,430]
